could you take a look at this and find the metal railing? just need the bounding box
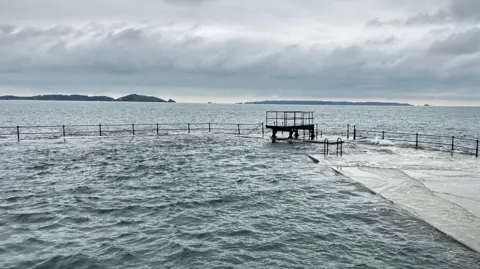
[322,138,343,157]
[345,124,479,158]
[0,122,265,141]
[265,111,314,127]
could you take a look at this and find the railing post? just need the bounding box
[188,123,190,133]
[347,124,350,140]
[99,124,102,137]
[353,125,356,140]
[132,124,135,135]
[156,123,159,135]
[316,124,319,140]
[237,124,240,135]
[340,140,343,157]
[324,138,329,155]
[451,136,455,152]
[415,133,419,149]
[62,125,66,137]
[337,138,343,157]
[476,140,479,158]
[209,123,211,133]
[17,126,20,142]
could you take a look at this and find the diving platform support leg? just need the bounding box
[271,129,278,143]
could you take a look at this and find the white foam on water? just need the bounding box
[312,142,480,253]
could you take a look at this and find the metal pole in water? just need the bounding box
[316,124,319,140]
[476,140,479,158]
[188,123,190,133]
[353,125,356,140]
[132,124,135,135]
[99,124,102,137]
[451,136,455,152]
[262,123,264,138]
[209,123,211,133]
[238,124,240,135]
[416,133,419,149]
[336,138,343,157]
[347,124,350,140]
[17,126,20,142]
[62,125,66,137]
[382,131,385,140]
[157,123,159,135]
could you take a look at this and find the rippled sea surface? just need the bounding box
[1,101,480,268]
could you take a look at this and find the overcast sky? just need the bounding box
[1,0,480,105]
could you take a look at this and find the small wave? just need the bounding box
[59,216,91,224]
[5,194,34,202]
[10,212,56,224]
[18,253,101,269]
[69,185,96,194]
[28,163,54,170]
[221,229,257,237]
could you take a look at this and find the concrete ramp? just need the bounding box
[308,141,480,253]
[330,164,480,253]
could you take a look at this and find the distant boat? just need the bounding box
[424,104,431,107]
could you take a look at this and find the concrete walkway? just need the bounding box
[311,141,480,253]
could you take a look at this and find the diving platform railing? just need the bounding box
[265,111,314,128]
[265,111,316,141]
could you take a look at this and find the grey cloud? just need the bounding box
[366,36,399,45]
[367,0,480,27]
[404,10,450,25]
[429,27,480,55]
[449,0,480,21]
[366,10,451,27]
[1,22,480,102]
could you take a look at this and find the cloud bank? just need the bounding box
[0,0,479,104]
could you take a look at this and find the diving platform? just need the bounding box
[266,111,316,142]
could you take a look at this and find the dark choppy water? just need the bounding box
[1,101,480,268]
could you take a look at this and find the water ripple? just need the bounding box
[0,135,479,268]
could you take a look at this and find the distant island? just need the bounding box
[0,94,176,103]
[244,100,413,106]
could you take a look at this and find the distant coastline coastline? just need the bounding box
[244,100,413,106]
[0,94,176,103]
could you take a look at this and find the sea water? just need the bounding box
[1,101,480,268]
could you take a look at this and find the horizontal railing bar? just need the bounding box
[20,132,63,135]
[359,135,476,148]
[414,141,452,146]
[18,125,63,128]
[454,145,476,150]
[360,130,416,136]
[384,138,416,143]
[451,138,479,142]
[359,129,478,140]
[419,133,455,139]
[0,122,264,129]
